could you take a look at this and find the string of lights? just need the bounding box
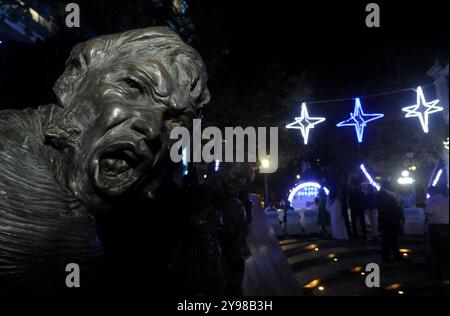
[303,83,436,105]
[286,84,444,144]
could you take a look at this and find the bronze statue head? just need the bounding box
[43,26,210,211]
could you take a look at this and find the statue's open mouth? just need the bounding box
[100,149,139,178]
[93,141,152,196]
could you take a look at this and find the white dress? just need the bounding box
[327,197,348,240]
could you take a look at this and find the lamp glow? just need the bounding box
[286,102,325,145]
[401,170,410,177]
[260,159,270,169]
[398,177,414,185]
[182,147,189,175]
[360,164,380,191]
[336,98,384,143]
[402,86,443,133]
[214,160,220,171]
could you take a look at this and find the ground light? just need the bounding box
[386,283,401,290]
[304,279,321,289]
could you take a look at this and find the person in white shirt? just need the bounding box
[326,185,348,240]
[425,186,449,280]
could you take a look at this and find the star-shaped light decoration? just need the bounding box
[402,86,443,133]
[336,98,384,143]
[286,103,325,145]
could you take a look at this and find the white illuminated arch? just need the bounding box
[288,181,329,203]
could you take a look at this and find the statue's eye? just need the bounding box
[121,78,146,95]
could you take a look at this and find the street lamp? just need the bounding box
[398,170,414,185]
[260,159,270,208]
[261,159,270,169]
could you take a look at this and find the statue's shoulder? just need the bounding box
[0,104,58,147]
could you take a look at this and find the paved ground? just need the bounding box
[279,235,449,296]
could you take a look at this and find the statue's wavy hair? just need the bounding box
[53,26,210,113]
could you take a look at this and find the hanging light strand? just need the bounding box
[303,84,435,105]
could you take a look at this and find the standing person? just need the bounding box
[365,185,379,239]
[340,184,353,239]
[377,180,404,263]
[327,186,348,240]
[425,186,449,280]
[348,182,367,239]
[317,188,330,237]
[282,200,295,236]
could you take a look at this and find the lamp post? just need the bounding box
[260,159,270,209]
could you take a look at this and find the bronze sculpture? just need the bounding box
[0,26,239,294]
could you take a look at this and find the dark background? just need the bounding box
[0,0,448,200]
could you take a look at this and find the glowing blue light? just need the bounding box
[286,102,326,145]
[336,98,384,143]
[360,164,380,191]
[214,160,220,171]
[432,169,443,187]
[402,86,442,133]
[0,40,3,45]
[288,181,329,203]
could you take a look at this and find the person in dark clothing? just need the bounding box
[340,185,353,239]
[377,180,404,262]
[425,186,449,280]
[348,183,367,239]
[365,185,379,239]
[317,188,330,237]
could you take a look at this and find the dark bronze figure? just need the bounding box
[0,27,215,294]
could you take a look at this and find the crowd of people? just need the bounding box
[275,179,449,280]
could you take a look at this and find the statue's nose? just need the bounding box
[130,118,163,155]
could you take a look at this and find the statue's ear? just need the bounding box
[53,43,84,108]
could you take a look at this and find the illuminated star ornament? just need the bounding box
[286,103,325,145]
[402,86,443,133]
[336,98,384,143]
